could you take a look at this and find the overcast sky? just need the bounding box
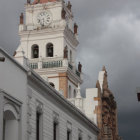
[0,0,140,139]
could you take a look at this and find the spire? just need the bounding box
[33,0,57,4]
[96,80,100,88]
[20,13,24,25]
[78,62,82,73]
[102,66,106,72]
[74,23,78,34]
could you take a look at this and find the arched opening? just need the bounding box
[46,43,53,57]
[32,44,39,58]
[68,86,71,98]
[70,50,72,63]
[36,103,43,140]
[3,104,19,140]
[49,82,55,88]
[73,89,76,98]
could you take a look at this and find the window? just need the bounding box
[47,43,53,57]
[32,45,39,58]
[78,131,82,140]
[67,130,72,140]
[68,86,71,98]
[70,50,72,63]
[36,112,41,140]
[3,119,5,140]
[3,104,19,140]
[53,122,59,140]
[36,102,43,140]
[73,89,76,98]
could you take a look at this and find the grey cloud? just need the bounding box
[1,0,140,139]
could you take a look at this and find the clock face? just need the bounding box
[37,11,52,26]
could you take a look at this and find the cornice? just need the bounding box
[25,1,63,11]
[27,70,99,133]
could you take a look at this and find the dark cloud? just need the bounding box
[0,0,140,139]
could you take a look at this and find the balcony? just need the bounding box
[29,62,38,69]
[28,57,81,78]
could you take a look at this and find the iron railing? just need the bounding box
[43,60,63,68]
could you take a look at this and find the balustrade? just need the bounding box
[28,58,81,78]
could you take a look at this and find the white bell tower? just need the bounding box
[15,0,83,98]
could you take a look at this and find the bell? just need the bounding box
[49,49,52,53]
[34,49,38,55]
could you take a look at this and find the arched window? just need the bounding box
[32,44,39,58]
[36,102,43,140]
[68,85,71,98]
[3,104,19,140]
[70,50,72,63]
[46,43,53,57]
[49,82,55,88]
[73,89,76,98]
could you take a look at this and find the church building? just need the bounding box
[0,0,121,140]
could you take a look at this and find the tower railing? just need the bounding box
[28,57,81,78]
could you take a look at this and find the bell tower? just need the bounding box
[15,0,83,98]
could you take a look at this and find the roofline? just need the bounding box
[0,47,29,73]
[0,46,99,133]
[28,70,99,133]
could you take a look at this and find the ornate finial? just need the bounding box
[13,51,17,57]
[78,62,82,73]
[62,8,66,19]
[20,13,24,24]
[74,23,78,34]
[96,80,100,88]
[67,1,72,11]
[27,0,31,4]
[102,66,106,71]
[64,46,68,59]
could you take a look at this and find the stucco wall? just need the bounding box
[0,50,28,140]
[27,84,98,140]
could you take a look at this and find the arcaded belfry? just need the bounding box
[10,0,122,140]
[16,0,81,98]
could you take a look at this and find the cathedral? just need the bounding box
[0,0,121,140]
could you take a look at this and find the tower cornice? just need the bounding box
[25,1,63,11]
[19,25,79,47]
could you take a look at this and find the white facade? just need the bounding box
[14,0,104,126]
[15,0,81,98]
[0,47,99,140]
[68,71,105,125]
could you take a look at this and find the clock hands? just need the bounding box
[37,12,52,26]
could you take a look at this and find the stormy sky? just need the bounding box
[0,0,140,139]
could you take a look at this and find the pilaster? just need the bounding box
[59,72,68,98]
[0,92,4,140]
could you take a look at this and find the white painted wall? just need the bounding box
[0,48,98,140]
[84,88,98,124]
[0,50,28,140]
[28,85,97,140]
